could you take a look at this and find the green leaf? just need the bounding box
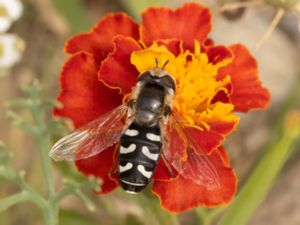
[6,111,35,134]
[5,98,30,108]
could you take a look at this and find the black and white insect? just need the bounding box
[49,60,220,193]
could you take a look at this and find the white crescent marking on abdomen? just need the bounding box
[125,129,139,136]
[146,133,161,142]
[120,144,136,154]
[119,162,133,173]
[137,165,152,178]
[142,146,159,161]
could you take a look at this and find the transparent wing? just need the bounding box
[49,104,130,161]
[161,111,221,190]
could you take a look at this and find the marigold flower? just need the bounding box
[54,3,270,213]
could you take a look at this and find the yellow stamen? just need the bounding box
[131,42,239,130]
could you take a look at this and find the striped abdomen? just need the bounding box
[118,121,162,193]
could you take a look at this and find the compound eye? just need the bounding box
[161,75,176,91]
[137,71,152,82]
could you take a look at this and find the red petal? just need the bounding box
[54,52,122,128]
[99,36,141,94]
[188,127,223,154]
[204,38,214,47]
[202,45,233,65]
[218,146,230,167]
[217,44,270,112]
[212,88,230,104]
[152,158,178,181]
[156,39,183,56]
[65,13,139,62]
[76,146,118,194]
[141,3,211,50]
[152,147,237,213]
[164,121,188,163]
[187,119,238,155]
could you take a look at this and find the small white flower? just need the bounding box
[0,0,23,32]
[0,34,25,70]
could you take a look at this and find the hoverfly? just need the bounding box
[50,60,220,193]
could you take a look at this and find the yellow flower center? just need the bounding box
[131,42,239,130]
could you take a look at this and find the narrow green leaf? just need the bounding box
[217,81,300,225]
[6,111,35,134]
[5,98,29,108]
[218,128,299,225]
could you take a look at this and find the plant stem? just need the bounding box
[0,192,30,212]
[30,89,55,199]
[34,137,58,225]
[43,205,59,225]
[1,83,101,225]
[52,186,72,205]
[29,86,57,225]
[0,167,47,209]
[34,130,55,199]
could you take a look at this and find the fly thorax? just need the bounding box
[136,84,165,126]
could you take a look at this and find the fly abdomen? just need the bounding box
[118,121,162,193]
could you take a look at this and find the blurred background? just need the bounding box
[0,0,300,225]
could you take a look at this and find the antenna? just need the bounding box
[155,58,159,68]
[162,60,169,69]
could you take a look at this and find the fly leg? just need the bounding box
[161,150,176,178]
